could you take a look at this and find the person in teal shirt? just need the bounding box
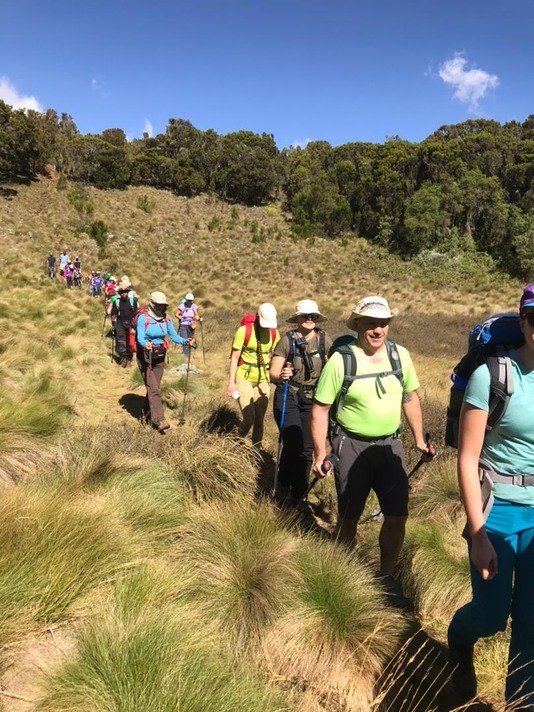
[448,284,534,706]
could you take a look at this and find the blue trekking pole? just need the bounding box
[272,377,289,497]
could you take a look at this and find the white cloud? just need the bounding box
[439,54,499,111]
[0,76,42,112]
[91,78,98,91]
[290,137,312,149]
[143,118,154,137]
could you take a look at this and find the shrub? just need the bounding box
[137,194,155,214]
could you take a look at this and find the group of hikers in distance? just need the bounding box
[43,251,534,707]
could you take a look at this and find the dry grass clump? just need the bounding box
[410,452,463,520]
[262,539,406,711]
[39,566,287,712]
[178,499,298,655]
[0,487,137,648]
[398,517,471,624]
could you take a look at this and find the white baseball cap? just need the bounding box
[258,302,277,329]
[185,292,194,300]
[346,296,398,330]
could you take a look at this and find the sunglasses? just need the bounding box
[522,311,534,327]
[300,313,319,320]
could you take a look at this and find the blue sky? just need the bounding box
[1,0,532,147]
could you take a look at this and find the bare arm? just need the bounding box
[401,391,428,452]
[311,402,331,477]
[227,349,241,397]
[458,403,497,579]
[270,355,293,384]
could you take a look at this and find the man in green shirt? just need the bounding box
[311,295,433,577]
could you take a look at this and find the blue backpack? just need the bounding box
[445,313,524,448]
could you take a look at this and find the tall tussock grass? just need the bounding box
[399,518,471,623]
[410,452,463,521]
[178,499,298,655]
[39,568,288,712]
[262,539,406,711]
[0,487,137,647]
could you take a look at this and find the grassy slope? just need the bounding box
[0,177,522,710]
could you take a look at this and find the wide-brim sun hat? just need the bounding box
[118,282,130,292]
[346,295,398,330]
[520,283,534,313]
[185,292,194,300]
[287,299,327,323]
[258,302,277,329]
[149,291,168,306]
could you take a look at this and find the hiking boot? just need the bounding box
[380,574,411,611]
[120,358,129,368]
[156,419,171,432]
[448,641,477,703]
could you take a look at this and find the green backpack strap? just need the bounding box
[386,340,404,387]
[330,345,357,438]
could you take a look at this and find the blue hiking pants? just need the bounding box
[448,497,534,706]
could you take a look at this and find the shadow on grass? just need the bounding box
[376,618,492,711]
[119,393,145,421]
[0,186,17,199]
[199,403,240,435]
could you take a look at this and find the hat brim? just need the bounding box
[286,313,327,324]
[258,317,277,329]
[346,308,398,330]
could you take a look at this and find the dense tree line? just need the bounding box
[1,99,532,277]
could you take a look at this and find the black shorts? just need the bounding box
[331,431,408,519]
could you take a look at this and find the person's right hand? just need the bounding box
[226,384,237,398]
[145,342,153,352]
[281,361,294,380]
[312,454,331,479]
[470,531,498,580]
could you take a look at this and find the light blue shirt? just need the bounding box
[136,313,187,348]
[465,350,534,505]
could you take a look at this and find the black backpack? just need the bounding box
[445,313,523,448]
[327,335,404,438]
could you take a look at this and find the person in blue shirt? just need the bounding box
[448,283,534,706]
[136,291,195,432]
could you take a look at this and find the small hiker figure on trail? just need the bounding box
[111,280,139,368]
[448,284,534,708]
[46,253,56,278]
[270,299,332,513]
[63,262,73,288]
[135,291,196,433]
[227,303,279,449]
[91,271,103,297]
[59,249,69,272]
[175,292,202,361]
[311,295,434,582]
[104,276,118,312]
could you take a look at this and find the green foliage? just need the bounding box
[207,215,221,231]
[88,219,109,258]
[67,186,94,215]
[137,193,155,214]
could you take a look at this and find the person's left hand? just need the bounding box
[188,338,197,348]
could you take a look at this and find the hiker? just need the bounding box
[46,253,56,278]
[448,284,534,707]
[175,292,202,358]
[136,291,195,432]
[59,249,69,270]
[63,263,73,288]
[73,256,82,272]
[227,303,279,448]
[91,271,103,297]
[270,299,332,509]
[111,281,139,367]
[311,296,433,575]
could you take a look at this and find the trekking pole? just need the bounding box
[110,328,115,363]
[272,376,290,497]
[360,433,436,525]
[298,453,338,505]
[178,348,192,425]
[200,321,206,364]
